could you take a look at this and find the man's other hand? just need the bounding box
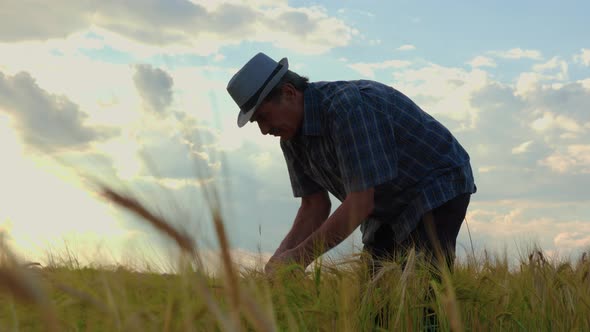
[264,248,301,276]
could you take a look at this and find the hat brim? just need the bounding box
[237,57,289,128]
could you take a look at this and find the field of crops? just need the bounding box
[1,187,589,331]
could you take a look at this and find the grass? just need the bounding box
[1,185,589,331]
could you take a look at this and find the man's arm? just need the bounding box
[273,190,331,256]
[290,187,374,268]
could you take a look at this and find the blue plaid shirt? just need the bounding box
[280,80,476,244]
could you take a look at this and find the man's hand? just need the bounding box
[272,243,289,258]
[264,247,303,276]
[264,245,290,276]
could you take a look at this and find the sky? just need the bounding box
[0,0,589,270]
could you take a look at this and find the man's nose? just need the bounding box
[258,121,270,135]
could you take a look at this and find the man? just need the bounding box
[226,52,476,279]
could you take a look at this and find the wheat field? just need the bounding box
[1,186,589,331]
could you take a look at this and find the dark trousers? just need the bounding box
[362,193,471,330]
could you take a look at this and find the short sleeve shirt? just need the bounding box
[281,80,477,244]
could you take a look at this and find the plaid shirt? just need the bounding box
[280,80,477,244]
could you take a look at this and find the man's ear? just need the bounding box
[282,83,296,99]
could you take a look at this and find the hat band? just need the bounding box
[239,63,284,113]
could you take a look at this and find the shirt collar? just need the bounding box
[300,83,322,136]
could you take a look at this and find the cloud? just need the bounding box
[540,145,590,174]
[478,166,498,174]
[512,140,534,154]
[0,71,118,153]
[573,48,590,66]
[533,57,568,74]
[525,81,590,125]
[460,75,590,202]
[0,1,356,55]
[527,57,569,85]
[344,55,589,205]
[397,44,416,51]
[468,56,497,68]
[0,2,90,42]
[515,72,545,97]
[530,112,583,135]
[554,232,590,251]
[390,64,490,125]
[138,125,220,180]
[133,64,174,114]
[490,48,543,60]
[467,82,534,149]
[348,59,412,78]
[515,59,570,97]
[461,201,590,257]
[0,40,146,130]
[336,8,375,18]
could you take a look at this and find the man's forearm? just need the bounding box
[275,192,331,253]
[276,209,325,252]
[294,189,374,267]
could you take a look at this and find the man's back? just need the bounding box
[281,79,476,243]
[313,79,469,179]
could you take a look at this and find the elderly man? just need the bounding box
[226,52,476,279]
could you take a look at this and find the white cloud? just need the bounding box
[335,8,375,18]
[397,44,416,51]
[515,59,570,97]
[348,59,412,78]
[533,57,566,72]
[462,75,590,204]
[95,133,143,180]
[491,48,543,60]
[478,166,498,173]
[554,232,590,250]
[540,145,590,174]
[250,152,273,169]
[192,0,288,10]
[530,112,583,134]
[133,118,224,181]
[390,64,490,125]
[533,56,568,81]
[573,48,590,66]
[468,56,497,68]
[515,72,544,97]
[464,202,590,255]
[0,1,356,55]
[0,39,144,128]
[512,140,534,154]
[579,78,590,90]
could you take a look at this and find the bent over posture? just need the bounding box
[226,52,477,281]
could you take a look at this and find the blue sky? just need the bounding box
[0,0,589,270]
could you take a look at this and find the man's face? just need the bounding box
[250,87,301,141]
